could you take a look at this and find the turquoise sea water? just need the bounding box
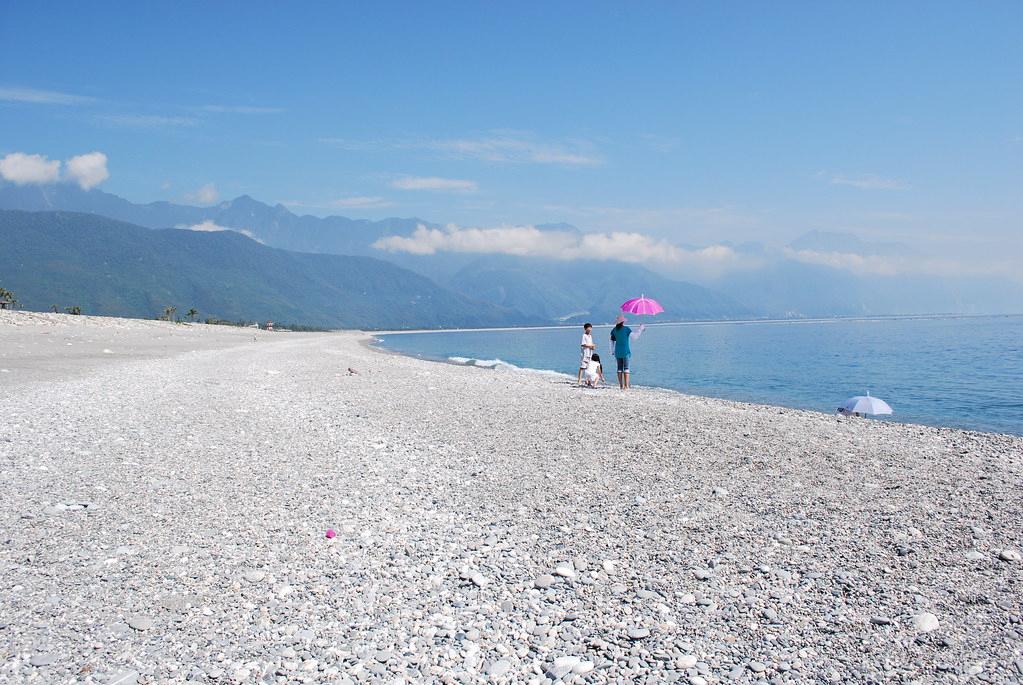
[377,316,1023,436]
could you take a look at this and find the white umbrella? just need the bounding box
[840,393,893,416]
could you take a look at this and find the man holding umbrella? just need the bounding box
[612,295,664,390]
[610,314,633,390]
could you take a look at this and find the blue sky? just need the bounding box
[1,2,1021,275]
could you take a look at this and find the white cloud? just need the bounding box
[97,114,199,128]
[329,196,392,209]
[782,247,1013,279]
[0,153,62,185]
[0,86,95,105]
[433,135,602,166]
[0,150,113,189]
[200,105,285,114]
[391,176,478,192]
[541,203,763,244]
[278,196,395,211]
[373,223,738,270]
[828,173,907,190]
[179,220,259,242]
[318,138,382,151]
[64,152,109,189]
[183,220,230,232]
[186,183,219,204]
[321,132,602,166]
[784,247,900,275]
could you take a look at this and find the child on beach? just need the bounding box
[583,353,605,387]
[577,323,595,385]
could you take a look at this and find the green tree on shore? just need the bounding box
[65,305,81,315]
[186,308,198,321]
[163,305,177,322]
[0,287,16,308]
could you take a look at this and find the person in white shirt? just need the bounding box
[577,322,595,385]
[584,353,605,387]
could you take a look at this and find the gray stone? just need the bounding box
[534,574,556,589]
[999,549,1021,562]
[30,653,57,667]
[549,656,581,679]
[912,612,939,633]
[574,660,595,674]
[127,615,155,631]
[489,659,511,677]
[627,627,651,640]
[244,570,266,583]
[554,564,576,579]
[748,661,767,673]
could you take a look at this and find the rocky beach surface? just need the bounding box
[1,311,1021,684]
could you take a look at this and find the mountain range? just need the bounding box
[1,182,1020,324]
[0,210,529,329]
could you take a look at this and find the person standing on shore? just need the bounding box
[577,323,596,385]
[609,315,633,390]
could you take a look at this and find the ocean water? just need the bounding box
[377,315,1023,436]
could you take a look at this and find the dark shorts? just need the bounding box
[616,356,631,373]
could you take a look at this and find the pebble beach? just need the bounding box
[1,311,1021,684]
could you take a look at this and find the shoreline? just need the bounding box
[372,312,1022,336]
[369,328,1022,440]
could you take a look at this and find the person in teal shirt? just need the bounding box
[609,315,633,390]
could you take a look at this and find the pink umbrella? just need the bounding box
[620,294,664,316]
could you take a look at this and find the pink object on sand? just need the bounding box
[325,529,337,539]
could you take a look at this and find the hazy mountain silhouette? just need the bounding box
[3,184,1019,318]
[448,255,755,322]
[0,210,532,329]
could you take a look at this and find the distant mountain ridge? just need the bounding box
[0,183,759,321]
[0,182,424,258]
[0,210,533,329]
[3,183,1020,318]
[448,255,754,322]
[787,230,915,257]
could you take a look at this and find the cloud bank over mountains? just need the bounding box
[372,223,744,277]
[179,219,259,242]
[2,181,1020,316]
